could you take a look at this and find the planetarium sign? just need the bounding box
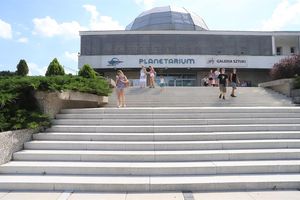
[139,58,195,65]
[80,54,279,69]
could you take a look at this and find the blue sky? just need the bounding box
[0,0,300,75]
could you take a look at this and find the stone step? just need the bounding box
[52,118,300,126]
[55,113,300,119]
[24,139,300,151]
[1,160,300,176]
[47,124,300,133]
[0,174,299,192]
[13,149,300,162]
[60,107,300,114]
[33,131,300,141]
[105,104,294,108]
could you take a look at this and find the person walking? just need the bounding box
[208,69,215,86]
[149,66,156,88]
[218,68,229,100]
[214,68,220,86]
[229,68,240,97]
[159,75,166,92]
[139,66,147,88]
[115,70,129,108]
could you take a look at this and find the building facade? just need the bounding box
[78,6,300,86]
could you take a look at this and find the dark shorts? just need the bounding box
[231,82,237,89]
[219,84,226,93]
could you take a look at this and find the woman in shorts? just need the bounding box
[115,70,129,107]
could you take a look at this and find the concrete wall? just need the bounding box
[35,91,108,119]
[0,129,38,165]
[275,36,300,55]
[292,89,300,104]
[259,79,294,97]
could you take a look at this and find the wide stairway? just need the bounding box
[1,87,300,192]
[106,87,294,107]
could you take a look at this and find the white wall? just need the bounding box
[79,55,288,69]
[274,36,299,55]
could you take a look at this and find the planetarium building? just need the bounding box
[79,6,300,86]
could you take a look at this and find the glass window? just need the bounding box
[291,47,295,54]
[276,47,282,55]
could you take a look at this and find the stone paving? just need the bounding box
[0,191,300,200]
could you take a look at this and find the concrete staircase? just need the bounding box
[1,87,300,192]
[106,87,294,107]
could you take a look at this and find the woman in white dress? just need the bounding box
[139,66,147,88]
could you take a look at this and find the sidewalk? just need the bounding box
[0,191,299,200]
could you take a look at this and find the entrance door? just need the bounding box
[156,74,196,87]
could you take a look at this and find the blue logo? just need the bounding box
[107,57,123,66]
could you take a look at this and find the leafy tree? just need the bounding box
[45,58,65,76]
[16,59,29,76]
[270,54,300,80]
[78,64,97,78]
[0,71,15,76]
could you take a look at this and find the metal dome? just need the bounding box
[126,5,209,31]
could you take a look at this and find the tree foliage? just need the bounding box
[78,64,97,78]
[45,58,65,76]
[16,59,29,76]
[270,55,300,80]
[0,75,111,132]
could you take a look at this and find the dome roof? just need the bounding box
[126,5,209,31]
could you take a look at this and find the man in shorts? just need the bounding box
[218,68,228,100]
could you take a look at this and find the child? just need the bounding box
[159,75,165,92]
[218,68,228,100]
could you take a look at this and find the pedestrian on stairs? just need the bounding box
[149,66,156,88]
[229,68,240,97]
[139,65,147,88]
[218,68,229,100]
[116,70,129,108]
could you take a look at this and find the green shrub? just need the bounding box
[45,58,65,76]
[78,64,97,78]
[0,71,16,76]
[16,59,29,76]
[0,75,111,132]
[0,76,50,132]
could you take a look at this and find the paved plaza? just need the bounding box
[0,191,300,200]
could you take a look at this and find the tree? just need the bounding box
[45,58,65,76]
[270,54,300,80]
[16,59,29,76]
[78,64,97,78]
[0,71,15,76]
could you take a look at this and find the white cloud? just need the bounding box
[135,0,156,9]
[32,5,123,38]
[64,51,78,62]
[32,16,83,38]
[83,4,123,30]
[28,62,47,76]
[0,19,12,39]
[17,37,28,43]
[260,0,300,31]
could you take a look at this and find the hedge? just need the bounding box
[0,75,111,132]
